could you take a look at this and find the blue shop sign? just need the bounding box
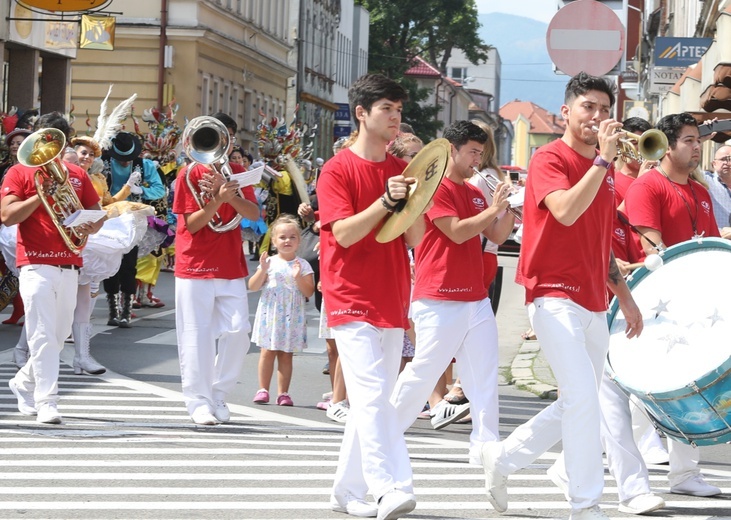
[654,37,712,67]
[335,103,350,122]
[334,124,352,138]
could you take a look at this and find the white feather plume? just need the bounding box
[93,85,138,151]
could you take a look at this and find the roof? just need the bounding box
[499,100,565,135]
[404,56,442,78]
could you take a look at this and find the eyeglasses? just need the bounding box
[714,156,731,163]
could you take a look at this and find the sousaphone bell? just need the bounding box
[375,138,451,243]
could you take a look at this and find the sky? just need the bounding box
[474,0,558,24]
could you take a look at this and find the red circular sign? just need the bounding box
[546,0,625,77]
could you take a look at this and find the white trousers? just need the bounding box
[601,370,700,496]
[391,298,499,452]
[175,277,250,415]
[494,297,608,511]
[331,322,413,501]
[15,265,78,405]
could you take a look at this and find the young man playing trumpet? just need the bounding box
[2,113,104,424]
[390,120,514,464]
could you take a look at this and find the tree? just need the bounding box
[355,0,491,139]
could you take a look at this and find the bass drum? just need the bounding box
[606,237,731,447]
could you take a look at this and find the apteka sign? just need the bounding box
[654,37,712,67]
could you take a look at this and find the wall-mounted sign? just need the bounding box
[9,2,77,58]
[654,37,712,67]
[18,0,113,12]
[80,15,115,50]
[648,67,685,95]
[46,21,78,49]
[334,103,350,122]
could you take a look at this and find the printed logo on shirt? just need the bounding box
[614,227,626,240]
[701,200,711,215]
[473,197,486,210]
[330,308,369,317]
[606,175,616,192]
[26,250,74,259]
[438,286,473,294]
[184,266,220,273]
[69,177,83,191]
[536,282,581,293]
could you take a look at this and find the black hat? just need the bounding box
[108,132,142,161]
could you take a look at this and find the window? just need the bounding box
[212,78,221,113]
[223,83,231,114]
[201,74,211,113]
[243,90,253,131]
[451,67,468,82]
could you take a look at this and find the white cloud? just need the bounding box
[475,0,558,24]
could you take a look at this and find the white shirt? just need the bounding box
[704,171,731,228]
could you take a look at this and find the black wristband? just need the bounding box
[381,195,398,212]
[384,181,407,213]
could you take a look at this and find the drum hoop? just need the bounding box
[607,237,731,327]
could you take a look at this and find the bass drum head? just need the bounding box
[607,238,731,445]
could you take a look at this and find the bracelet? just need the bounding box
[381,194,398,212]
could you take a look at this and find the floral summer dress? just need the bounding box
[252,255,314,352]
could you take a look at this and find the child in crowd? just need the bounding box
[249,214,315,406]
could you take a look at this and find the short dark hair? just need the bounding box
[656,112,698,149]
[622,117,652,135]
[212,112,237,134]
[34,112,72,140]
[565,72,616,108]
[348,74,408,128]
[443,120,487,149]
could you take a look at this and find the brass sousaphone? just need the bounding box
[375,138,451,243]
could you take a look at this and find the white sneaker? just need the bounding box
[9,378,36,416]
[430,400,471,430]
[480,441,508,512]
[191,408,220,426]
[618,493,665,514]
[326,400,349,423]
[36,403,62,424]
[670,474,722,496]
[330,492,377,517]
[569,505,610,520]
[377,490,416,520]
[213,400,230,422]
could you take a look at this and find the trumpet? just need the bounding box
[17,128,87,254]
[182,116,243,233]
[472,167,523,220]
[592,126,668,163]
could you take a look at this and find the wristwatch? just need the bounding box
[593,155,612,169]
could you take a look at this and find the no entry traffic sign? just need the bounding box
[547,0,625,77]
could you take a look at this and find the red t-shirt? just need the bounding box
[624,169,720,257]
[317,148,411,329]
[173,162,257,279]
[413,177,487,302]
[516,139,615,312]
[613,170,636,206]
[1,163,100,267]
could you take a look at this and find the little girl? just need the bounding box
[248,214,315,406]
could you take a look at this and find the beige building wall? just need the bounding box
[70,0,298,155]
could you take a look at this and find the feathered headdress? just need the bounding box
[131,101,183,165]
[256,107,314,166]
[93,85,138,151]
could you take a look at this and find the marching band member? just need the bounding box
[173,112,259,425]
[390,120,514,464]
[3,113,104,424]
[318,74,424,520]
[618,112,721,499]
[480,73,643,520]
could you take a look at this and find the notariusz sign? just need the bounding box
[654,37,712,67]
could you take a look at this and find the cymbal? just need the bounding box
[376,138,450,243]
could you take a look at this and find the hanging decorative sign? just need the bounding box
[79,14,115,50]
[17,0,113,13]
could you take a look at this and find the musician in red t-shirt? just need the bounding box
[390,121,514,464]
[318,74,425,520]
[173,113,259,426]
[2,114,103,425]
[605,112,722,501]
[479,73,643,520]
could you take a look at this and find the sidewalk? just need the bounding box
[509,338,558,400]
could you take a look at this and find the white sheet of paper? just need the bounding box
[63,209,107,228]
[228,165,264,187]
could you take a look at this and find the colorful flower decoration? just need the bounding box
[256,106,314,167]
[132,101,183,165]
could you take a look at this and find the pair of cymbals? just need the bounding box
[375,138,450,243]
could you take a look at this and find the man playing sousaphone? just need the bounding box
[2,112,104,424]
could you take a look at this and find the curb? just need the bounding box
[510,340,558,400]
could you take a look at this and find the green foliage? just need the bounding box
[355,0,490,139]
